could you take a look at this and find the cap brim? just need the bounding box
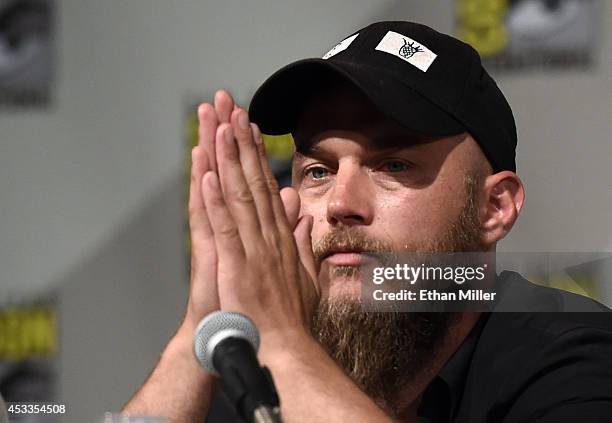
[248,58,465,137]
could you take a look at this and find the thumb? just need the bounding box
[294,214,318,282]
[280,187,300,229]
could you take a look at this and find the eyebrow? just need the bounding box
[292,137,428,163]
[291,150,309,166]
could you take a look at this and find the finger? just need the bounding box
[188,147,219,321]
[189,146,215,244]
[198,103,219,173]
[250,123,292,232]
[280,187,300,229]
[201,170,245,259]
[230,108,276,230]
[215,123,262,248]
[214,90,235,123]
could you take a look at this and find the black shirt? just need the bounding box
[207,271,612,422]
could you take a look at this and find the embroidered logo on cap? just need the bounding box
[399,39,423,59]
[375,31,437,72]
[322,33,359,59]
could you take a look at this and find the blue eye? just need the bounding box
[382,160,410,172]
[305,166,329,179]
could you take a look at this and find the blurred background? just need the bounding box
[0,0,610,421]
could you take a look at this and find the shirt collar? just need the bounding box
[417,312,489,423]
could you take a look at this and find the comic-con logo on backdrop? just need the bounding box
[456,0,598,70]
[0,298,58,412]
[0,0,54,106]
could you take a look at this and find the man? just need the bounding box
[122,21,612,422]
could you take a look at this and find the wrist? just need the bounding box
[165,322,212,381]
[258,327,320,370]
[121,319,215,419]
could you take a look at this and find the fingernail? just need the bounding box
[225,126,233,144]
[250,123,262,145]
[238,110,249,130]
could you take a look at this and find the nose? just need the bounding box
[326,164,374,227]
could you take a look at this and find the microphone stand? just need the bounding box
[214,337,282,423]
[253,405,282,423]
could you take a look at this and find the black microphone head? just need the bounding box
[193,311,260,375]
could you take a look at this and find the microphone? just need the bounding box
[193,311,282,423]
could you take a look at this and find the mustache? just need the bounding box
[312,226,395,264]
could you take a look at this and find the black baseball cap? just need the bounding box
[248,21,517,173]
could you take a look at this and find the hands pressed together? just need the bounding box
[123,90,395,423]
[184,89,320,353]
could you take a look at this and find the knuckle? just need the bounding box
[265,232,282,251]
[218,223,239,238]
[248,174,268,194]
[278,224,294,242]
[228,187,254,204]
[235,132,252,145]
[266,178,280,195]
[209,192,226,207]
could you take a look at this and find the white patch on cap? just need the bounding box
[375,31,437,72]
[322,33,359,59]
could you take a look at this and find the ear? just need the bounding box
[480,171,525,246]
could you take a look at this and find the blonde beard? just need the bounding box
[309,174,483,416]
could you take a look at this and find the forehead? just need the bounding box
[292,78,436,152]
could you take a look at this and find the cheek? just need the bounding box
[375,189,460,242]
[298,180,466,246]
